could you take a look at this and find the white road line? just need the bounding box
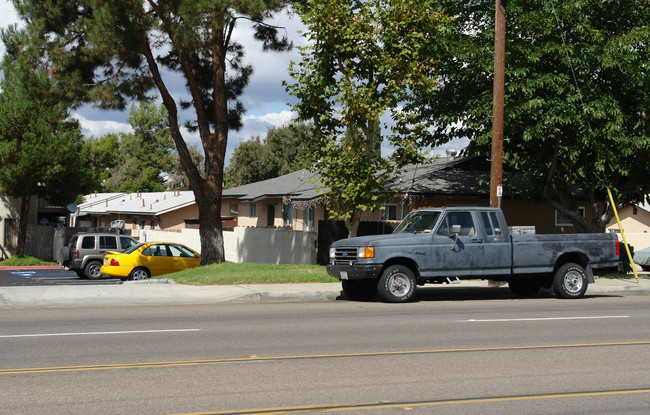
[459,316,629,322]
[0,329,201,338]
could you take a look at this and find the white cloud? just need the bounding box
[71,113,132,138]
[245,110,296,126]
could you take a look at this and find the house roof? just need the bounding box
[637,201,650,214]
[78,191,196,216]
[223,157,499,202]
[384,156,513,196]
[76,156,516,215]
[223,169,323,202]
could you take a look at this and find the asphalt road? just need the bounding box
[0,267,123,286]
[2,295,649,415]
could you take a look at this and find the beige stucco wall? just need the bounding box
[157,204,199,230]
[605,206,650,251]
[605,206,650,233]
[221,197,326,231]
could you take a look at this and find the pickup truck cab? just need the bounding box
[327,207,620,302]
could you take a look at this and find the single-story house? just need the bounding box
[65,156,649,261]
[72,190,199,231]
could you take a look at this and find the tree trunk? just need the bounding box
[345,210,362,237]
[196,187,225,265]
[16,194,31,256]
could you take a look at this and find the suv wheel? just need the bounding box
[84,261,103,280]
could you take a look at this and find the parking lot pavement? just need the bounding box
[0,266,123,287]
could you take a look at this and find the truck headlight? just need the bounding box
[357,247,374,258]
[329,247,336,259]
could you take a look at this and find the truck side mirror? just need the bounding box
[449,224,461,251]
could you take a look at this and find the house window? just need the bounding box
[555,207,585,226]
[282,203,293,227]
[249,202,257,218]
[380,204,398,221]
[3,218,16,249]
[304,206,315,232]
[184,219,200,229]
[229,202,239,217]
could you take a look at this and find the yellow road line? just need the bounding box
[2,341,649,375]
[174,389,650,414]
[173,389,650,415]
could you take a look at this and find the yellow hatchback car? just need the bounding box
[100,242,201,280]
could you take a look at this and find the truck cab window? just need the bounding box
[481,212,494,236]
[436,212,475,236]
[489,212,503,235]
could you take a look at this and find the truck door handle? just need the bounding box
[472,239,483,243]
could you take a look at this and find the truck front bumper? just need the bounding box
[326,263,383,280]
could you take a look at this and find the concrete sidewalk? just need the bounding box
[1,273,648,309]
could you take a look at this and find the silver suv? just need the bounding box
[60,232,138,279]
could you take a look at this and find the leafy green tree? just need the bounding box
[422,0,649,232]
[110,102,175,193]
[286,0,448,236]
[224,122,315,187]
[265,122,317,175]
[225,136,275,187]
[86,133,121,192]
[0,26,95,254]
[15,0,294,264]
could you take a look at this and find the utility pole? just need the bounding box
[490,0,506,208]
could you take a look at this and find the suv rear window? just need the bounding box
[99,236,118,250]
[81,236,95,249]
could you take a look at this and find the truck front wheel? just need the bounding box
[553,263,588,299]
[378,265,416,303]
[341,280,377,301]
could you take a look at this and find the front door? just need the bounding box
[430,211,484,276]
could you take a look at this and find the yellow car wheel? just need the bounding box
[129,267,150,281]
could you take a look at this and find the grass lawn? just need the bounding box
[0,255,57,266]
[158,262,334,285]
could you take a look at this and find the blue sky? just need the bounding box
[0,1,467,165]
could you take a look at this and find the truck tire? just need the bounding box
[378,265,416,303]
[508,279,541,297]
[84,260,103,280]
[553,262,588,299]
[341,280,377,301]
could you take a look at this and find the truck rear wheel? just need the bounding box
[341,280,377,301]
[553,262,588,299]
[378,265,416,303]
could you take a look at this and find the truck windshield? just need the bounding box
[393,211,441,234]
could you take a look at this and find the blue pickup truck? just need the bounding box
[327,206,621,302]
